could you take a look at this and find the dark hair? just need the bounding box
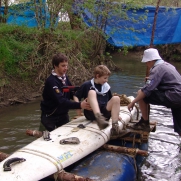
[52,53,68,68]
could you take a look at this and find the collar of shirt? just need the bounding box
[90,78,110,95]
[52,70,66,85]
[150,59,164,71]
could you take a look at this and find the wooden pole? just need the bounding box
[102,144,149,157]
[56,170,95,181]
[145,0,162,119]
[150,0,162,47]
[0,151,9,162]
[26,129,43,138]
[146,0,162,77]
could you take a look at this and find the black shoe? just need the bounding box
[131,117,150,132]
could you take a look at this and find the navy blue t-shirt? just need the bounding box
[41,74,81,116]
[75,80,112,105]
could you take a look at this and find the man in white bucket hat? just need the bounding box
[128,48,181,136]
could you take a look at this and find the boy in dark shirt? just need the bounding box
[40,53,91,131]
[74,65,121,135]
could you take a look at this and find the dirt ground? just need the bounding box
[0,78,42,109]
[0,66,89,109]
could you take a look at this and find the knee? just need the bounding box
[88,90,96,97]
[112,96,120,104]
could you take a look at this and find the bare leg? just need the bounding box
[139,99,149,120]
[87,92,120,121]
[129,90,150,131]
[107,96,122,135]
[87,90,108,130]
[106,96,120,122]
[87,90,101,114]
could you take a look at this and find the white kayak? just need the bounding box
[0,96,136,181]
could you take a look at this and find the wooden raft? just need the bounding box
[111,120,157,144]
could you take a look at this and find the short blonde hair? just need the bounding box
[93,65,111,78]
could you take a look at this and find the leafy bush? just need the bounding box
[0,24,39,77]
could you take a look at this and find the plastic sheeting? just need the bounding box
[0,0,50,28]
[81,5,181,47]
[1,1,181,47]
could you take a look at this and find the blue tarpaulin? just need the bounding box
[1,1,181,47]
[0,0,50,28]
[81,5,181,47]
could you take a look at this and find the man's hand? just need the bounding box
[128,102,135,112]
[145,76,149,82]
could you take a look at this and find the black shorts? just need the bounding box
[84,104,111,121]
[144,90,181,134]
[41,113,69,132]
[144,90,180,108]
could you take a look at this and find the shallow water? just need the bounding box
[0,54,181,180]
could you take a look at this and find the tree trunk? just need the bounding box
[146,0,162,78]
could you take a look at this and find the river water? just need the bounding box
[0,53,181,181]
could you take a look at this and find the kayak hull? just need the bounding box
[0,96,136,181]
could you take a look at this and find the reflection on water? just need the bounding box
[141,104,181,181]
[0,99,77,154]
[0,100,42,154]
[0,53,181,180]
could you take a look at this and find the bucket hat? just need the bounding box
[142,48,162,63]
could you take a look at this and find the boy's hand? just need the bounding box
[81,99,92,110]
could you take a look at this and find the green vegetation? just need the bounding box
[0,0,180,106]
[0,26,38,76]
[0,23,91,80]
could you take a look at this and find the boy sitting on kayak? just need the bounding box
[74,65,121,135]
